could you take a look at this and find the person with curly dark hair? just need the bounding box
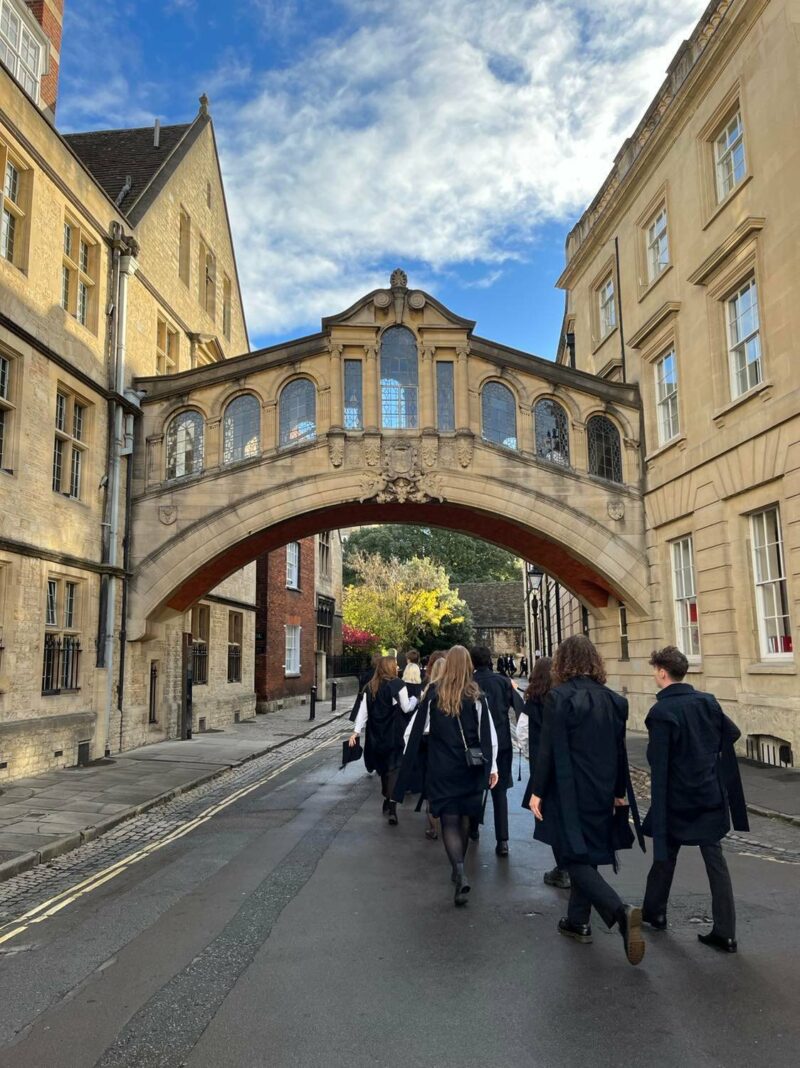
[524,634,646,966]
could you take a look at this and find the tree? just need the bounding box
[343,551,469,651]
[416,602,475,657]
[342,624,381,654]
[343,526,520,586]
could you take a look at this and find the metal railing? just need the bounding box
[326,653,371,678]
[192,641,208,685]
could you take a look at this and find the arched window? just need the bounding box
[481,381,517,449]
[380,326,418,429]
[587,414,623,483]
[223,394,260,464]
[166,410,204,480]
[279,379,316,447]
[534,399,570,466]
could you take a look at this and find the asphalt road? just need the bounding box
[0,730,798,1068]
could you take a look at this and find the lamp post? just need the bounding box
[525,564,545,661]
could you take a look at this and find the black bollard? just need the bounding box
[309,684,317,721]
[331,680,337,713]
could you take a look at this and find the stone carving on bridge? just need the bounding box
[607,498,625,521]
[359,439,444,504]
[364,435,381,468]
[158,504,177,525]
[328,432,345,468]
[420,433,438,468]
[456,433,474,469]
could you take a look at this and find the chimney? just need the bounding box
[25,0,63,120]
[153,118,161,148]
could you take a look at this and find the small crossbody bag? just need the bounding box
[458,714,487,768]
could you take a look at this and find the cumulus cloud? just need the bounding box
[211,0,702,340]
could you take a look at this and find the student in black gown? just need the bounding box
[641,646,748,952]
[471,645,523,856]
[525,635,646,966]
[349,656,418,825]
[516,656,571,889]
[349,652,381,723]
[396,646,498,906]
[418,655,448,841]
[401,649,423,707]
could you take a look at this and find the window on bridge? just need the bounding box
[279,379,316,448]
[166,410,204,480]
[380,326,418,429]
[436,360,455,432]
[223,394,261,464]
[587,414,623,483]
[481,381,517,450]
[534,399,570,466]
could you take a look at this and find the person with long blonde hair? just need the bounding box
[395,646,498,905]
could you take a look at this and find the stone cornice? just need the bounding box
[628,301,682,349]
[686,217,765,285]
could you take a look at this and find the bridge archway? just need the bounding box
[130,270,648,640]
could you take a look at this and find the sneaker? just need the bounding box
[543,867,571,889]
[558,917,592,943]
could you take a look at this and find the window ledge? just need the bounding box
[686,663,703,674]
[286,584,300,592]
[637,263,673,303]
[746,661,796,675]
[591,325,618,357]
[284,672,301,678]
[645,434,686,464]
[702,173,753,231]
[712,380,772,425]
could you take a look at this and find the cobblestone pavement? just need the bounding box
[0,717,351,936]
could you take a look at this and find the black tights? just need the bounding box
[381,770,398,801]
[440,813,470,870]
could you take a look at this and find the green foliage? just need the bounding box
[343,551,469,651]
[343,525,520,586]
[416,602,475,657]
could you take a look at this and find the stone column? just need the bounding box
[455,347,470,431]
[364,344,379,431]
[264,401,277,449]
[328,342,344,430]
[206,417,222,469]
[420,345,436,430]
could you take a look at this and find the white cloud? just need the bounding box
[214,0,703,341]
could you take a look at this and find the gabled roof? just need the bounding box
[64,120,196,218]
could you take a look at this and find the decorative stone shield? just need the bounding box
[158,504,177,525]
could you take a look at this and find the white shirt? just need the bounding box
[515,711,529,760]
[404,698,499,777]
[353,684,418,735]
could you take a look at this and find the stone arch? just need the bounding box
[128,467,650,641]
[210,382,267,420]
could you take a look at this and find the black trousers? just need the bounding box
[643,839,735,939]
[561,862,624,928]
[490,782,509,842]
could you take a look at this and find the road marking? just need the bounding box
[0,735,340,948]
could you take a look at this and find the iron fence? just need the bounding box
[326,653,371,678]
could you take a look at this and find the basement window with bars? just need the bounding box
[42,577,82,694]
[61,217,97,330]
[227,611,243,683]
[52,388,89,500]
[191,604,210,685]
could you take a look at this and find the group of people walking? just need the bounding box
[348,635,748,967]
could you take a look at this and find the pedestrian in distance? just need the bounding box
[350,656,418,825]
[395,646,498,906]
[519,655,529,678]
[497,655,508,677]
[471,645,524,856]
[508,652,517,676]
[516,656,571,890]
[525,634,646,966]
[641,646,749,952]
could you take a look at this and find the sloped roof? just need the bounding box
[457,581,525,628]
[64,121,193,216]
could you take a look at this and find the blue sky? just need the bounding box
[57,0,704,356]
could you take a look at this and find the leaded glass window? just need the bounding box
[534,399,569,466]
[380,326,418,429]
[166,411,204,479]
[481,381,517,449]
[344,360,363,430]
[587,415,622,483]
[436,361,455,432]
[223,394,260,464]
[279,379,316,447]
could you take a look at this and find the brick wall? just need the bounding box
[255,538,316,708]
[26,1,63,117]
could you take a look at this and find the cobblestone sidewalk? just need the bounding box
[0,702,349,883]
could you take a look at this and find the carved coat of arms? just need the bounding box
[359,440,443,504]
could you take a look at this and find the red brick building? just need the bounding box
[254,537,316,709]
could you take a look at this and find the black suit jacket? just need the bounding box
[473,667,523,789]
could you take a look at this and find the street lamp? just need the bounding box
[525,564,545,660]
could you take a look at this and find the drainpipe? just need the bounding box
[102,242,138,756]
[613,236,627,384]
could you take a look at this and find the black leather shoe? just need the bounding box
[558,918,592,943]
[453,866,471,906]
[469,829,480,842]
[642,911,667,931]
[382,798,390,815]
[387,802,398,825]
[543,867,571,889]
[616,905,646,966]
[495,841,509,856]
[698,931,737,953]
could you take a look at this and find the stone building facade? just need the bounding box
[556,0,799,763]
[457,581,526,659]
[0,3,256,778]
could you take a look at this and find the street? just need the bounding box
[0,722,797,1068]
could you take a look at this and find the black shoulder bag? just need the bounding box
[458,714,487,768]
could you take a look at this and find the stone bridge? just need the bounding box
[129,270,646,641]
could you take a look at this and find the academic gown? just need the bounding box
[360,678,408,776]
[524,676,637,867]
[641,682,749,860]
[473,667,522,790]
[394,693,497,819]
[348,666,376,722]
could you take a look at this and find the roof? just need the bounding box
[457,581,525,628]
[64,122,193,216]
